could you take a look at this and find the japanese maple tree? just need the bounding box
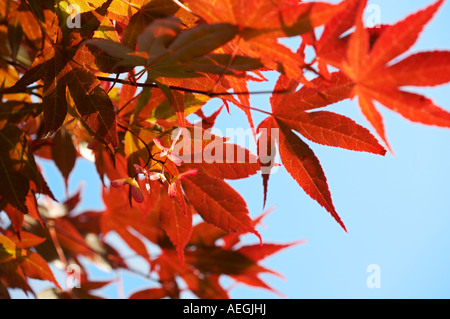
[0,0,449,299]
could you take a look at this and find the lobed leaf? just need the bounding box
[276,111,386,155]
[274,118,347,231]
[181,169,261,240]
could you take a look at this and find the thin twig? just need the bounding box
[226,97,274,116]
[97,76,288,98]
[23,0,55,47]
[117,121,155,169]
[117,92,142,115]
[30,91,43,99]
[3,58,29,73]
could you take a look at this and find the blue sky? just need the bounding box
[227,0,450,299]
[9,0,450,299]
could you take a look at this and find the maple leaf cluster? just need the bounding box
[0,0,449,299]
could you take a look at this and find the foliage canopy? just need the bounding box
[0,0,449,299]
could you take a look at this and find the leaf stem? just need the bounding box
[228,98,273,116]
[47,221,68,269]
[47,220,71,293]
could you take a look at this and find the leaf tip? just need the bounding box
[253,229,263,246]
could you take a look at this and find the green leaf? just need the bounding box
[149,90,208,124]
[186,54,263,74]
[84,38,147,72]
[165,23,239,62]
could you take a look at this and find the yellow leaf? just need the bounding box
[57,0,107,13]
[108,0,144,17]
[93,16,120,41]
[0,234,28,263]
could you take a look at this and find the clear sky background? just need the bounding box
[9,0,450,299]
